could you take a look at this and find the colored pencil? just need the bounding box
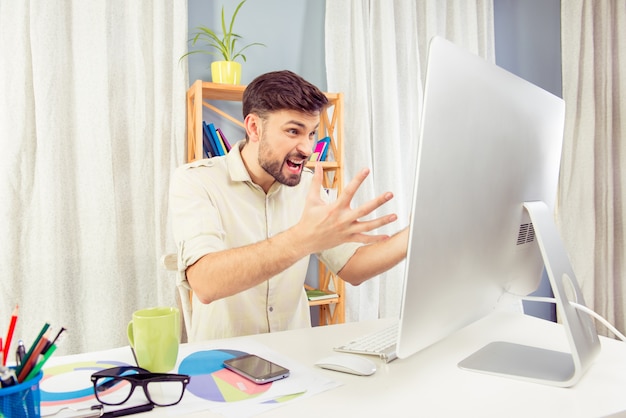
[2,305,18,366]
[17,332,49,382]
[25,343,57,381]
[15,322,49,376]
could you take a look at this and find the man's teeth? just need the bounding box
[288,159,303,167]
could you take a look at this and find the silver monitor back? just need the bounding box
[396,36,599,387]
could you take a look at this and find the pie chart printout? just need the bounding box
[178,349,272,402]
[39,360,132,406]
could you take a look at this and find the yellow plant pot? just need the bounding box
[211,61,242,85]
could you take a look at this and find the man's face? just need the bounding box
[257,109,320,187]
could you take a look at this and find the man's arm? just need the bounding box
[187,227,310,303]
[337,227,409,286]
[187,163,400,303]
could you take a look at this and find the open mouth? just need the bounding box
[286,157,305,173]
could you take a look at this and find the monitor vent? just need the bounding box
[517,223,535,245]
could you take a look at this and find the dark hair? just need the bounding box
[242,70,328,119]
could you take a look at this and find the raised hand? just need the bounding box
[298,162,398,254]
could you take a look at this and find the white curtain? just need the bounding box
[559,1,626,337]
[0,1,188,354]
[325,0,494,322]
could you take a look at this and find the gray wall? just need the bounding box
[494,0,562,97]
[186,0,327,89]
[186,0,562,322]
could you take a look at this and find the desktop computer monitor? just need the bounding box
[395,37,600,387]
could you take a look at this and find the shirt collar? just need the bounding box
[226,140,253,182]
[226,140,284,194]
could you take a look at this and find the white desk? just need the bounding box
[48,312,626,418]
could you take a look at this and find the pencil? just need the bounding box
[17,332,49,382]
[15,322,49,376]
[25,343,57,381]
[101,402,154,417]
[2,305,18,366]
[43,326,66,355]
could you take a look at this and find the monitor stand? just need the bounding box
[458,201,600,387]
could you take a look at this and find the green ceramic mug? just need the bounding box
[127,306,180,373]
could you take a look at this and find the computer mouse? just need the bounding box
[314,354,377,376]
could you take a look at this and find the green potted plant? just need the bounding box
[181,0,265,85]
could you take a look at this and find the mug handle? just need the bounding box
[127,321,135,348]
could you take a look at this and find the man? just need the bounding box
[170,70,408,342]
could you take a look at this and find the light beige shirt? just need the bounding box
[170,142,360,342]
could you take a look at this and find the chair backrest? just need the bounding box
[161,253,192,342]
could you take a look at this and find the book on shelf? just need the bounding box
[202,121,231,157]
[309,136,330,161]
[202,122,215,158]
[318,136,330,161]
[207,122,226,156]
[306,288,339,301]
[216,127,232,152]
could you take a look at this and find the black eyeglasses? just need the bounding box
[91,366,190,407]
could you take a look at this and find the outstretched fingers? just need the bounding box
[336,167,370,208]
[306,162,325,205]
[340,169,399,241]
[348,194,398,243]
[302,165,399,248]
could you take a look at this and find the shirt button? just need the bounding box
[268,306,274,312]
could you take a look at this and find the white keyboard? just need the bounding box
[334,323,399,363]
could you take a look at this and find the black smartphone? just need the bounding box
[223,354,290,384]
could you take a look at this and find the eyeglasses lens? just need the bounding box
[146,380,186,406]
[94,376,134,405]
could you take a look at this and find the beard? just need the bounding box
[258,134,306,187]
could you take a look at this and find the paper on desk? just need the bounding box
[40,338,341,418]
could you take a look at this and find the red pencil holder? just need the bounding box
[0,370,43,418]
